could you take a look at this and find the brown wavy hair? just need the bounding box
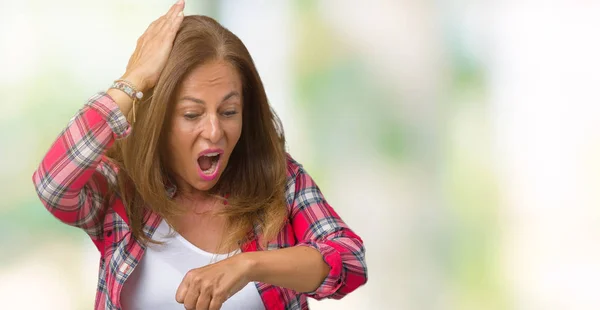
[106,15,288,251]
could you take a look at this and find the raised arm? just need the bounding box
[32,94,130,242]
[32,0,186,246]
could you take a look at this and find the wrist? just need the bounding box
[239,251,262,283]
[120,73,147,93]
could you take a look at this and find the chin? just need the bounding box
[192,178,219,192]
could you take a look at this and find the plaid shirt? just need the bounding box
[32,93,367,310]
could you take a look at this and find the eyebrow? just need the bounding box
[180,91,241,105]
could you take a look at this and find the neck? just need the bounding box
[173,177,210,199]
[177,188,208,201]
[175,189,222,214]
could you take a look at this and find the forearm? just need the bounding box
[33,94,127,210]
[244,245,330,293]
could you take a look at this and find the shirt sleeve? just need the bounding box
[287,156,368,300]
[32,92,130,243]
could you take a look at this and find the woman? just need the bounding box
[32,1,367,309]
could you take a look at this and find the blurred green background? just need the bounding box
[2,1,600,309]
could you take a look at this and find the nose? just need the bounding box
[201,113,224,144]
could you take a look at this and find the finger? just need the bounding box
[165,10,185,39]
[175,280,189,304]
[195,289,212,310]
[139,18,165,47]
[162,1,185,32]
[148,7,169,32]
[152,0,180,33]
[208,293,226,310]
[183,287,201,310]
[153,15,168,33]
[167,0,185,19]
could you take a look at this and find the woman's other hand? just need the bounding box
[123,0,185,91]
[175,253,254,310]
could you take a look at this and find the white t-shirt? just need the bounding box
[121,219,265,310]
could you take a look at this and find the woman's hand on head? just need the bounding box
[122,0,185,91]
[175,253,254,310]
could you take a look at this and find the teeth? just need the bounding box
[201,158,218,174]
[203,152,219,157]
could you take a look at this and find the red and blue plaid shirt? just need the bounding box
[32,93,367,309]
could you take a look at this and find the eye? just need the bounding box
[184,113,199,120]
[222,110,238,117]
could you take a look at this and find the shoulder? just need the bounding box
[284,153,319,204]
[284,153,312,192]
[283,153,305,215]
[285,153,304,180]
[283,154,334,222]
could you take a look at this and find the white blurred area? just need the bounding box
[2,0,600,309]
[490,3,600,310]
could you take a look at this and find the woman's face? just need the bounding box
[167,60,243,195]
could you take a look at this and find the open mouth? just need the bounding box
[197,152,221,179]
